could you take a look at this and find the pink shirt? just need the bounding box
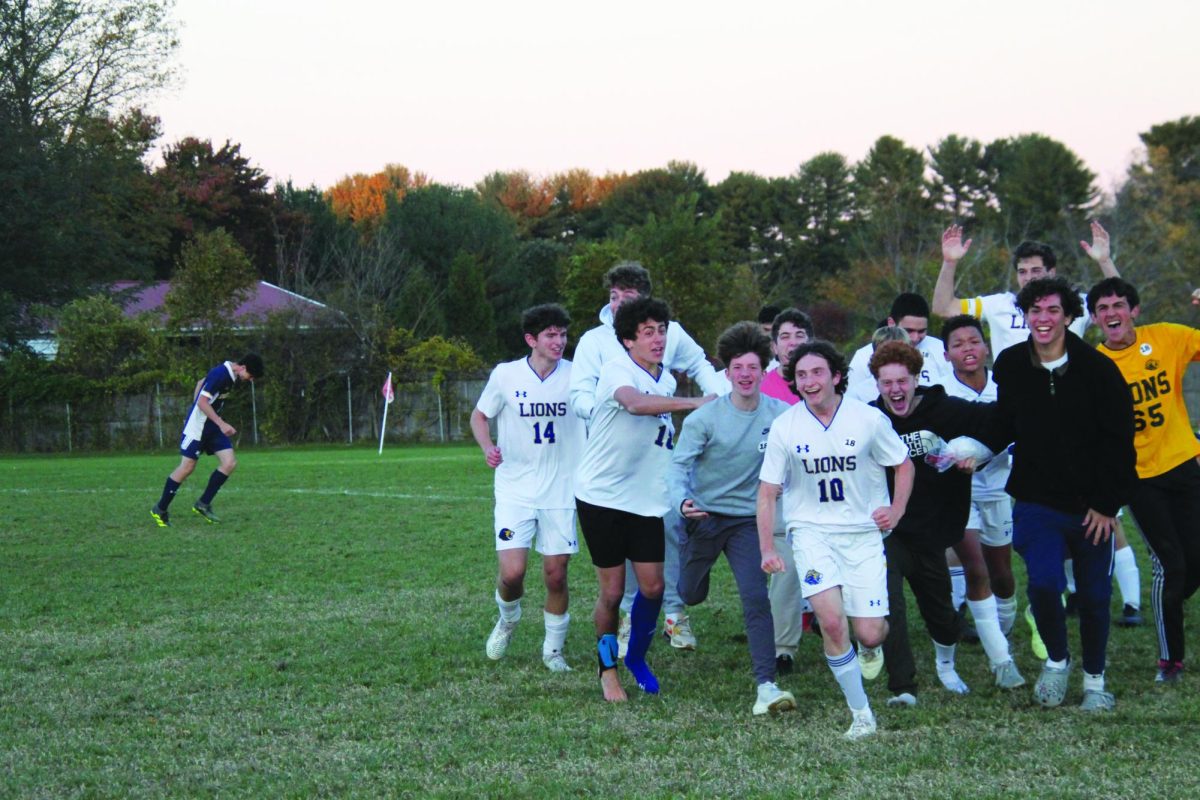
[760,368,798,405]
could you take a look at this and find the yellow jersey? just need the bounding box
[1098,323,1200,479]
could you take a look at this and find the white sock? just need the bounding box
[1114,546,1140,608]
[949,566,966,610]
[934,640,969,694]
[967,596,1011,665]
[543,610,569,656]
[496,589,522,623]
[995,593,1017,636]
[1064,559,1076,594]
[1083,671,1105,693]
[826,647,868,711]
[1046,657,1068,670]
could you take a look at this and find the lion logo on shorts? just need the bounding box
[497,528,515,541]
[804,569,822,586]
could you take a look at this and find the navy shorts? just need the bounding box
[179,420,233,460]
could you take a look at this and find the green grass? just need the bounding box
[2,445,1199,798]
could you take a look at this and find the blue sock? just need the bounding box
[158,478,180,510]
[198,471,228,505]
[624,590,662,694]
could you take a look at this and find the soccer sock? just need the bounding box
[949,566,967,610]
[826,647,868,711]
[1065,559,1077,595]
[995,593,1018,636]
[543,610,569,658]
[495,589,522,624]
[624,591,662,694]
[158,477,181,510]
[1083,670,1105,693]
[967,596,1010,665]
[1114,545,1140,609]
[933,640,969,693]
[198,470,228,505]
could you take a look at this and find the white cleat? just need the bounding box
[937,668,971,695]
[617,614,631,659]
[886,692,918,708]
[752,681,797,716]
[844,706,877,740]
[663,614,697,650]
[858,644,884,681]
[486,617,519,660]
[991,658,1026,689]
[542,652,572,673]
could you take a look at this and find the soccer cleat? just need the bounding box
[663,614,697,650]
[1025,606,1048,660]
[150,504,170,528]
[1080,689,1116,712]
[1117,604,1143,627]
[1155,659,1184,684]
[844,706,877,740]
[486,617,519,660]
[858,644,884,681]
[192,501,220,523]
[617,614,631,659]
[752,681,796,716]
[542,652,572,673]
[1033,659,1072,708]
[886,692,918,708]
[936,668,971,695]
[776,653,794,676]
[991,659,1026,690]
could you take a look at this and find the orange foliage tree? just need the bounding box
[325,164,428,231]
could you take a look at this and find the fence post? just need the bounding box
[65,402,72,453]
[346,373,353,444]
[251,382,259,445]
[155,383,164,448]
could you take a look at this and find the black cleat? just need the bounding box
[150,504,170,528]
[1117,603,1142,627]
[192,501,220,524]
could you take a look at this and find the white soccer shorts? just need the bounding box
[789,528,888,618]
[967,497,1013,548]
[493,504,578,556]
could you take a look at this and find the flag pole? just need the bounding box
[378,371,393,455]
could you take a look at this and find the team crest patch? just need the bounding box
[804,569,823,587]
[1140,343,1153,356]
[1146,359,1159,371]
[498,528,516,541]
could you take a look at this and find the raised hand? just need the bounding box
[1080,220,1111,263]
[942,225,973,263]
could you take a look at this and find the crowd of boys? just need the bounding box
[455,225,1200,740]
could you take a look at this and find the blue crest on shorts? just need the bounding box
[804,569,822,586]
[498,528,515,541]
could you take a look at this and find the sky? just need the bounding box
[153,0,1200,196]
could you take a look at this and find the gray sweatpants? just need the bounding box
[677,513,776,685]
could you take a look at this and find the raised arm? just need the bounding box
[932,225,974,319]
[667,322,729,396]
[1080,220,1120,278]
[613,386,714,416]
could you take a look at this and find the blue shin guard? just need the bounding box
[597,634,619,675]
[624,591,662,694]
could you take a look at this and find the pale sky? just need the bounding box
[153,0,1200,196]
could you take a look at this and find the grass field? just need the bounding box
[2,444,1199,798]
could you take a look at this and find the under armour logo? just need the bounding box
[796,444,810,454]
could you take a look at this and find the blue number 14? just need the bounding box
[532,421,556,444]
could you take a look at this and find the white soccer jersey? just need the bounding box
[941,370,1010,501]
[574,354,678,517]
[845,335,949,403]
[963,291,1089,357]
[759,397,909,535]
[475,358,584,509]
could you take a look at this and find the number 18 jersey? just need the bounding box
[475,357,584,509]
[760,396,908,535]
[575,354,678,518]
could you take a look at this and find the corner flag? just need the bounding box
[381,372,394,404]
[379,371,394,454]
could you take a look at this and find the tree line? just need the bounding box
[3,1,1199,446]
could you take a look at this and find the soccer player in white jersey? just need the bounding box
[470,304,585,672]
[757,341,914,740]
[933,224,1143,629]
[570,261,728,654]
[575,297,714,702]
[846,293,948,402]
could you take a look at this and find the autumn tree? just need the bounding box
[325,163,427,232]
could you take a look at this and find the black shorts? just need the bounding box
[576,498,665,568]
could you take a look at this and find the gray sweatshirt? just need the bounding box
[668,393,789,517]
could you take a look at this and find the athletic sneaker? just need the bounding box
[991,659,1026,690]
[617,615,631,659]
[858,644,884,681]
[936,667,970,695]
[192,501,220,523]
[1033,659,1072,707]
[886,692,918,708]
[663,614,697,650]
[776,653,794,676]
[542,652,572,673]
[1156,659,1184,684]
[486,617,519,660]
[1116,604,1143,627]
[1080,689,1115,712]
[150,504,170,528]
[844,706,877,740]
[1025,606,1048,660]
[752,681,796,716]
